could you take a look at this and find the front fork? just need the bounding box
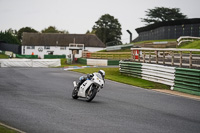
[89,84,100,92]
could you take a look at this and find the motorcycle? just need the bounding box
[72,72,104,102]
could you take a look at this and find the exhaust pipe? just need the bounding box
[73,81,77,87]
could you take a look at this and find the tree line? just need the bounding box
[0,26,69,45]
[0,7,187,45]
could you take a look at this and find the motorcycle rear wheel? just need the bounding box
[86,87,97,102]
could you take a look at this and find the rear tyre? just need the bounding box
[72,87,78,99]
[86,87,97,102]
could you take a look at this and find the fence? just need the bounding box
[131,48,200,69]
[82,51,131,60]
[119,61,200,96]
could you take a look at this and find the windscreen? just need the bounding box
[94,73,103,80]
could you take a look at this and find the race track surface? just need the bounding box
[0,68,200,133]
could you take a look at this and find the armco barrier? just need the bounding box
[120,61,200,96]
[77,58,119,66]
[119,61,142,78]
[173,68,200,95]
[141,63,175,86]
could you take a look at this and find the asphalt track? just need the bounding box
[0,68,200,133]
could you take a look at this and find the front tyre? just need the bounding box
[86,87,97,102]
[72,87,78,99]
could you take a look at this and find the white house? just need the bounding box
[22,33,105,58]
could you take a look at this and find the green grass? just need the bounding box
[103,49,131,52]
[178,40,200,49]
[0,53,9,58]
[134,39,176,44]
[0,124,20,133]
[98,39,176,52]
[178,40,200,54]
[71,67,170,89]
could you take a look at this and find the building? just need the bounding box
[22,33,105,58]
[135,18,200,42]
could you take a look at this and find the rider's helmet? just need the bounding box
[98,70,105,79]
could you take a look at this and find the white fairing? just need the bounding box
[77,73,104,98]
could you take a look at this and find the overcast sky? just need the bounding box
[0,0,200,43]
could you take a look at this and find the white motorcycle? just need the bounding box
[72,72,104,102]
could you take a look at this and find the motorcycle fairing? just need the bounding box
[78,80,93,97]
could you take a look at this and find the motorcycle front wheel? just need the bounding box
[72,87,78,99]
[86,87,97,102]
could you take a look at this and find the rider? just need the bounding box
[76,70,105,90]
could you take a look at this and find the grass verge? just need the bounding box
[178,40,200,49]
[71,67,170,89]
[0,53,9,58]
[0,124,20,133]
[177,40,200,54]
[134,39,176,44]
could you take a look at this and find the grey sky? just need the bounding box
[0,0,199,43]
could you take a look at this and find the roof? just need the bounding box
[22,33,105,47]
[135,18,200,33]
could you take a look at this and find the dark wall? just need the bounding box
[135,19,200,42]
[136,24,200,41]
[0,43,21,54]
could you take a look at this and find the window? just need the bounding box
[27,46,35,49]
[44,46,50,49]
[60,46,66,50]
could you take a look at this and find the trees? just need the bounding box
[41,26,69,34]
[141,7,187,25]
[92,14,122,46]
[1,26,70,45]
[41,26,59,33]
[17,27,38,41]
[0,30,20,44]
[85,30,96,34]
[60,30,69,34]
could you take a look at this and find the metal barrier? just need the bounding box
[173,68,200,95]
[119,61,142,78]
[120,61,200,96]
[77,58,119,66]
[177,36,200,46]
